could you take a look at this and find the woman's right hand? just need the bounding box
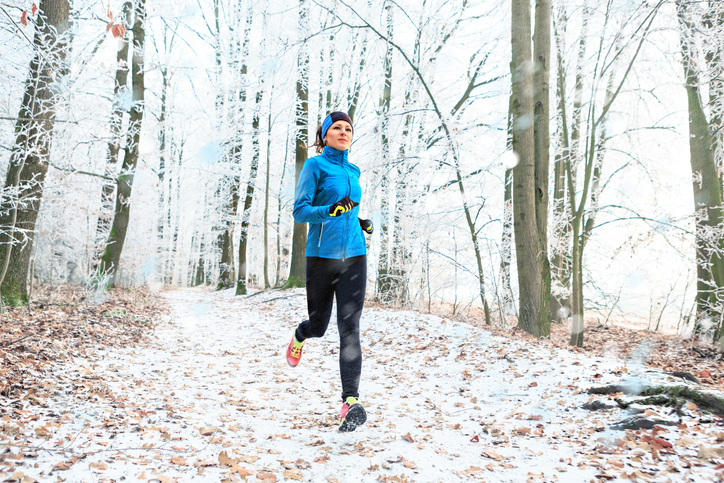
[329,196,359,217]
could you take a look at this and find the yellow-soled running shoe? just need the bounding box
[339,397,367,432]
[286,334,305,367]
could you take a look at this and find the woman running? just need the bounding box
[285,111,372,432]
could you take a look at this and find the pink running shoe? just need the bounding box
[286,334,305,367]
[339,397,367,432]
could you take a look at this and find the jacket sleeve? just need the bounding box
[293,159,331,224]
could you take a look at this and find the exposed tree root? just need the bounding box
[588,385,724,415]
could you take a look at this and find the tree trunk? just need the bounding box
[99,0,147,286]
[347,35,368,122]
[500,96,515,320]
[236,91,262,295]
[550,5,571,321]
[533,0,552,336]
[218,2,253,290]
[287,0,310,288]
[0,0,72,305]
[157,60,171,283]
[677,0,724,349]
[93,2,132,276]
[376,1,394,304]
[263,96,273,289]
[511,0,544,336]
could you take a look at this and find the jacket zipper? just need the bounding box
[342,156,352,261]
[318,222,324,248]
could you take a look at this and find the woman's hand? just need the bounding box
[329,196,359,217]
[359,218,373,234]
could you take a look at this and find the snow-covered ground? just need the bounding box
[1,287,722,482]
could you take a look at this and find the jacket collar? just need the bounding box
[323,145,347,164]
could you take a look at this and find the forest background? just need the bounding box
[0,0,720,350]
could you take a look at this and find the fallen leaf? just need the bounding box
[470,435,479,443]
[200,427,218,436]
[89,462,108,470]
[170,456,187,466]
[403,459,416,469]
[218,451,235,467]
[698,446,724,461]
[257,472,278,481]
[283,469,302,480]
[529,382,538,387]
[402,433,414,443]
[483,450,503,461]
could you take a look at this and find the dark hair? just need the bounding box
[311,125,325,154]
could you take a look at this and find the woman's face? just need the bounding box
[324,121,353,151]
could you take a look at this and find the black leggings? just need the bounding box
[295,255,366,401]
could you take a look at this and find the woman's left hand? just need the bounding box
[359,218,373,235]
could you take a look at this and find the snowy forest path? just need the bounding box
[3,287,723,482]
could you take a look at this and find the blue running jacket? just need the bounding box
[293,146,366,259]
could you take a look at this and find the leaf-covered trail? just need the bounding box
[2,287,722,482]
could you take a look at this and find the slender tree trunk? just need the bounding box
[171,142,183,284]
[156,62,170,283]
[566,5,591,346]
[276,135,290,287]
[550,5,571,321]
[194,234,206,286]
[533,0,552,336]
[500,95,515,320]
[0,0,72,305]
[287,0,310,288]
[347,35,368,122]
[376,1,394,304]
[93,2,131,276]
[99,0,147,286]
[236,91,262,295]
[263,96,273,289]
[218,2,253,289]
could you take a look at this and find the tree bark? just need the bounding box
[0,0,72,305]
[512,0,544,336]
[93,2,132,276]
[376,1,394,304]
[550,5,571,322]
[263,94,273,289]
[99,0,147,285]
[677,0,724,349]
[500,95,515,320]
[287,0,310,288]
[236,91,262,295]
[533,0,552,337]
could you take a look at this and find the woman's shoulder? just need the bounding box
[347,160,362,176]
[303,154,324,170]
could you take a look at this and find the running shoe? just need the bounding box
[286,334,305,367]
[339,397,367,432]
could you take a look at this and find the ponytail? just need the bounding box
[311,124,325,154]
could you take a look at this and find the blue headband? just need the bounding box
[321,111,353,140]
